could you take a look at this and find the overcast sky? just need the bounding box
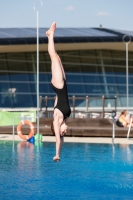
[0,0,132,30]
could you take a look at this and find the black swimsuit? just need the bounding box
[51,79,71,120]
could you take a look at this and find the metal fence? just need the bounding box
[40,95,117,119]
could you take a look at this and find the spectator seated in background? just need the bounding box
[116,110,133,127]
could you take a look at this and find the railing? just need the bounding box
[40,95,117,119]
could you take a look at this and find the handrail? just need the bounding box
[40,95,117,119]
[127,118,133,139]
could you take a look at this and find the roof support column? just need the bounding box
[99,50,109,96]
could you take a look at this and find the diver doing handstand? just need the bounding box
[46,22,71,161]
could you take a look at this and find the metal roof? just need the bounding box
[0,27,132,45]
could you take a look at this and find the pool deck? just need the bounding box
[0,134,133,144]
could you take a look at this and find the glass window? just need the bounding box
[0,60,7,70]
[47,74,52,81]
[107,85,118,94]
[83,75,103,84]
[13,94,34,107]
[10,82,31,93]
[80,56,97,65]
[39,83,51,94]
[116,76,126,84]
[67,83,86,94]
[28,73,36,82]
[129,76,133,84]
[44,52,51,63]
[112,51,125,59]
[1,82,11,92]
[82,65,99,73]
[9,73,29,82]
[0,72,9,81]
[100,50,112,58]
[7,62,28,71]
[38,95,55,108]
[0,82,14,107]
[118,86,126,94]
[0,53,6,59]
[86,85,105,94]
[118,96,126,107]
[104,66,114,75]
[129,67,133,75]
[6,53,28,72]
[62,51,81,64]
[106,76,116,84]
[89,99,103,107]
[129,96,133,106]
[75,99,86,107]
[0,94,14,107]
[113,67,126,75]
[39,73,49,82]
[66,74,84,83]
[27,62,37,72]
[112,60,125,66]
[1,50,133,108]
[6,52,26,61]
[102,59,113,65]
[64,64,82,73]
[39,63,51,72]
[129,86,133,94]
[104,98,116,107]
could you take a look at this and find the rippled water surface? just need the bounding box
[0,141,133,200]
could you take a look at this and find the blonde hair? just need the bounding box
[121,110,127,116]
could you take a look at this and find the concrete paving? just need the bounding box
[0,134,133,144]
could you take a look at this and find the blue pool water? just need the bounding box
[0,141,133,200]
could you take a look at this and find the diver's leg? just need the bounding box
[46,22,64,88]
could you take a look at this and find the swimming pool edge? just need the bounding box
[0,134,133,144]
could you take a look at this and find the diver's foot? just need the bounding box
[46,22,56,37]
[53,155,60,162]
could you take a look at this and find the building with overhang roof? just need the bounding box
[0,27,133,109]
